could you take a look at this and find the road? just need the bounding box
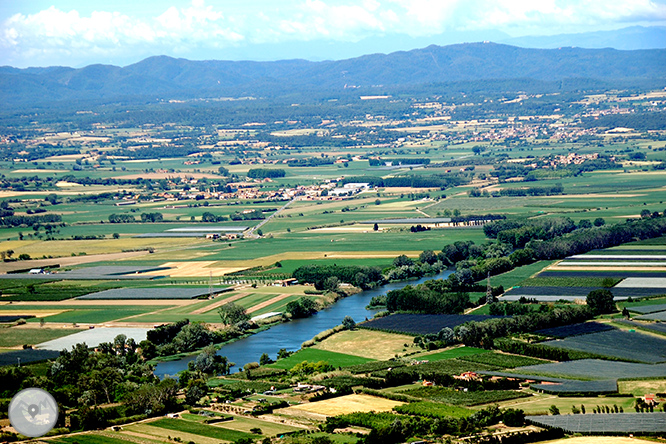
[245,197,297,238]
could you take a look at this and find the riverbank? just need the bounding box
[154,270,454,377]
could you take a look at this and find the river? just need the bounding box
[154,270,453,378]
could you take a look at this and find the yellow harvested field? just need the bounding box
[189,292,250,314]
[540,438,653,444]
[286,394,403,417]
[314,329,417,360]
[247,293,291,313]
[146,261,247,277]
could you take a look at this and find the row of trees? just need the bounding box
[247,168,286,179]
[455,305,593,348]
[293,264,384,290]
[339,173,470,189]
[0,213,62,227]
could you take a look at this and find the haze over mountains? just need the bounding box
[212,26,666,63]
[2,41,665,107]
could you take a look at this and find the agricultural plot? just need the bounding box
[539,270,666,279]
[501,286,661,302]
[0,315,35,322]
[531,379,618,395]
[616,277,666,288]
[32,306,168,324]
[626,303,666,314]
[0,349,60,366]
[405,358,498,375]
[137,418,257,442]
[399,386,529,406]
[417,347,489,362]
[526,412,666,433]
[485,260,556,290]
[312,329,418,360]
[360,314,505,335]
[77,287,229,300]
[567,254,666,261]
[541,329,666,363]
[0,265,171,281]
[216,415,302,435]
[616,320,666,334]
[535,322,615,338]
[285,394,403,416]
[520,276,621,287]
[536,438,656,444]
[639,311,666,321]
[267,348,375,370]
[457,352,547,368]
[36,327,149,350]
[50,433,147,444]
[516,359,666,379]
[346,360,406,374]
[0,327,79,347]
[393,401,472,418]
[0,281,117,301]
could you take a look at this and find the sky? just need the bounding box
[1,0,665,68]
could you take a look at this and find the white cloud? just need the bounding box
[1,0,665,66]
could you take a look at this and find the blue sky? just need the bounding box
[1,0,665,68]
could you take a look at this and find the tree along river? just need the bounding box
[155,270,453,378]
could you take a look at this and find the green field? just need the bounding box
[417,347,489,361]
[217,415,302,435]
[399,386,529,406]
[267,348,376,370]
[520,277,621,287]
[51,433,160,444]
[487,260,555,289]
[394,400,473,418]
[138,418,257,441]
[0,327,80,347]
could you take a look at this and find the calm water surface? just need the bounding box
[155,270,453,378]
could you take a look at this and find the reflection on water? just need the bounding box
[155,270,452,378]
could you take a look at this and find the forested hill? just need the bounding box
[2,42,665,106]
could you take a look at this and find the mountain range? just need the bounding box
[2,42,665,107]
